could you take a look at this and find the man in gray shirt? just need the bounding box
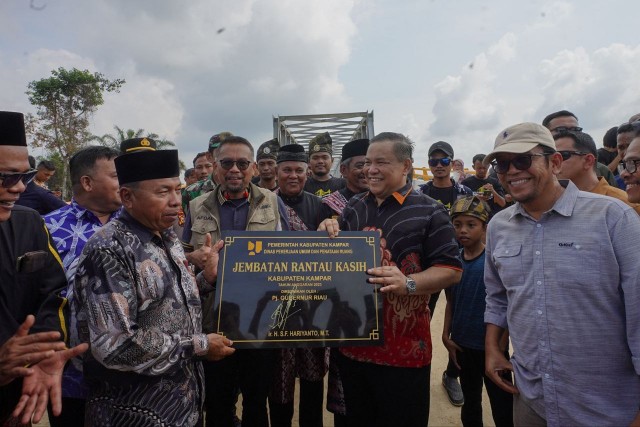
[483,122,640,426]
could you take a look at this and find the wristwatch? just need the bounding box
[405,276,417,295]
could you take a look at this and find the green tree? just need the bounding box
[26,67,125,198]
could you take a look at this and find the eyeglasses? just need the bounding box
[490,153,552,174]
[428,158,452,167]
[218,159,251,171]
[558,151,588,161]
[0,169,38,188]
[621,159,640,174]
[551,126,583,133]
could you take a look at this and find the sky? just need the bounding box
[2,0,640,170]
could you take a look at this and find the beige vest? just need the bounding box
[188,183,282,332]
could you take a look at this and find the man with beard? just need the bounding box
[186,136,289,427]
[484,122,640,426]
[72,149,234,426]
[253,138,280,191]
[304,132,345,198]
[270,143,332,427]
[322,139,369,218]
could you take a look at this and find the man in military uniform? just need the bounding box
[304,132,345,197]
[182,132,233,212]
[253,138,280,191]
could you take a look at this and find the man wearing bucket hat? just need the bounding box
[72,149,234,426]
[483,122,640,426]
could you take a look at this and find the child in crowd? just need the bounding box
[442,196,513,426]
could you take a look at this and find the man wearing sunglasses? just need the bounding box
[620,128,640,204]
[554,130,640,214]
[419,140,471,407]
[483,122,640,426]
[186,135,290,427]
[542,110,617,188]
[0,111,88,425]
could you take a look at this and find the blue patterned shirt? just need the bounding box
[44,200,119,399]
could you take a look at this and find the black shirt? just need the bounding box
[461,175,506,217]
[304,176,346,198]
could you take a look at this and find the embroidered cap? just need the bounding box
[257,138,280,161]
[308,132,332,155]
[450,195,491,223]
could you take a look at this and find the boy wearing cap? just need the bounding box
[443,196,512,427]
[484,122,640,426]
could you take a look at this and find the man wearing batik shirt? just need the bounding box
[320,132,462,427]
[322,138,369,218]
[72,149,234,426]
[44,146,121,427]
[304,132,346,197]
[269,144,332,427]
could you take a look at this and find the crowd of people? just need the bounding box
[1,107,640,427]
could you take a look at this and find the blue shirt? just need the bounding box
[450,249,486,351]
[485,180,640,426]
[44,200,119,399]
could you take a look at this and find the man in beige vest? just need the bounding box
[185,135,289,427]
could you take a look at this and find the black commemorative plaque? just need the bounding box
[212,231,383,349]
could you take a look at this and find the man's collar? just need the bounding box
[216,185,252,205]
[118,210,157,244]
[367,182,413,206]
[509,179,576,220]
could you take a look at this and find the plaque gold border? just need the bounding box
[215,232,382,345]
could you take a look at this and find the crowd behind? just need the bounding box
[1,108,640,427]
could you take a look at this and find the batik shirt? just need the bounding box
[44,200,119,399]
[339,183,462,367]
[72,211,210,427]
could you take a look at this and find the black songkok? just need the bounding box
[341,138,369,162]
[0,111,27,147]
[277,144,307,164]
[115,149,180,185]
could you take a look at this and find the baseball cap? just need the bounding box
[450,195,490,223]
[484,122,556,165]
[428,141,454,158]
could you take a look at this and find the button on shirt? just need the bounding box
[484,181,640,426]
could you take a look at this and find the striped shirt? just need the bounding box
[338,183,462,367]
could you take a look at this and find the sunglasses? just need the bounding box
[491,153,552,174]
[621,159,640,174]
[0,169,38,188]
[551,126,583,133]
[218,159,251,171]
[558,150,588,161]
[428,158,452,167]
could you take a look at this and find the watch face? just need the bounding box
[406,278,417,294]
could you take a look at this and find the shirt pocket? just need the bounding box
[492,244,525,288]
[550,243,600,291]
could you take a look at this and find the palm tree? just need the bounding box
[89,125,183,169]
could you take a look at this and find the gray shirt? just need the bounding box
[485,180,640,426]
